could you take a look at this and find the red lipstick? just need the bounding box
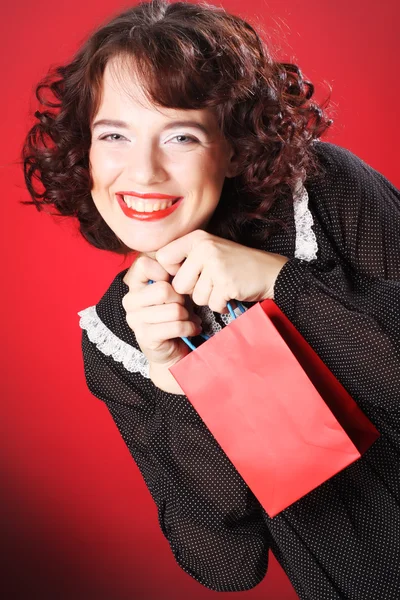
[116,193,183,221]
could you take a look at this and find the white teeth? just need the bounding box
[123,196,134,209]
[122,195,174,212]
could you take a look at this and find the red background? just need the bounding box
[1,1,399,598]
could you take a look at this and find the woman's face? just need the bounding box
[89,57,238,254]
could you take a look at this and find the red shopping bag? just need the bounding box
[169,300,380,517]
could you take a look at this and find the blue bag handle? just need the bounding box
[148,279,246,351]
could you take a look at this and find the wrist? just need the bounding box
[149,361,186,395]
[271,255,290,298]
[259,252,290,300]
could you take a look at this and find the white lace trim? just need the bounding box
[293,183,318,261]
[78,305,150,379]
[78,182,317,376]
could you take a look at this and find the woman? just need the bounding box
[22,1,400,598]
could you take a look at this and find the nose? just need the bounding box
[124,141,167,186]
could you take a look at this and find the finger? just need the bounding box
[124,255,171,291]
[191,271,213,307]
[138,303,191,325]
[171,251,204,295]
[124,280,186,311]
[148,320,202,344]
[156,230,207,275]
[208,286,231,314]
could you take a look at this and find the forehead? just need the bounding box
[100,57,153,111]
[95,56,215,125]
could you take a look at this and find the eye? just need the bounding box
[99,133,127,142]
[168,135,198,145]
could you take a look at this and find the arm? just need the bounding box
[274,143,400,430]
[81,329,270,591]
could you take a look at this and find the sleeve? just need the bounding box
[81,328,270,592]
[273,144,400,433]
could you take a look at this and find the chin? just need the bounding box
[118,218,208,253]
[121,236,169,254]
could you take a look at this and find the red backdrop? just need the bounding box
[1,1,398,598]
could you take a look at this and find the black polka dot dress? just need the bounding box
[78,142,400,599]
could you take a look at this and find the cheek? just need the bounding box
[174,152,225,191]
[200,149,230,185]
[89,147,123,189]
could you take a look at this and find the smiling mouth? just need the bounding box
[117,194,181,213]
[116,194,183,220]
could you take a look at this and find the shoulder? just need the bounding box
[305,141,400,277]
[309,140,365,170]
[309,140,376,176]
[305,140,400,224]
[307,141,399,201]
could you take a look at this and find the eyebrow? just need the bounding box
[91,118,210,135]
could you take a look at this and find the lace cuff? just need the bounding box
[78,305,150,379]
[293,184,318,262]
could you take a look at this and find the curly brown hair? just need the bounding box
[22,0,333,257]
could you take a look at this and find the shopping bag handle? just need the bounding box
[148,279,246,351]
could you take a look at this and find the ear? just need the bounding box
[225,148,241,178]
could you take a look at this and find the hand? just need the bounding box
[122,255,202,368]
[156,230,289,313]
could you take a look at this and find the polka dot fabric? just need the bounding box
[80,142,400,599]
